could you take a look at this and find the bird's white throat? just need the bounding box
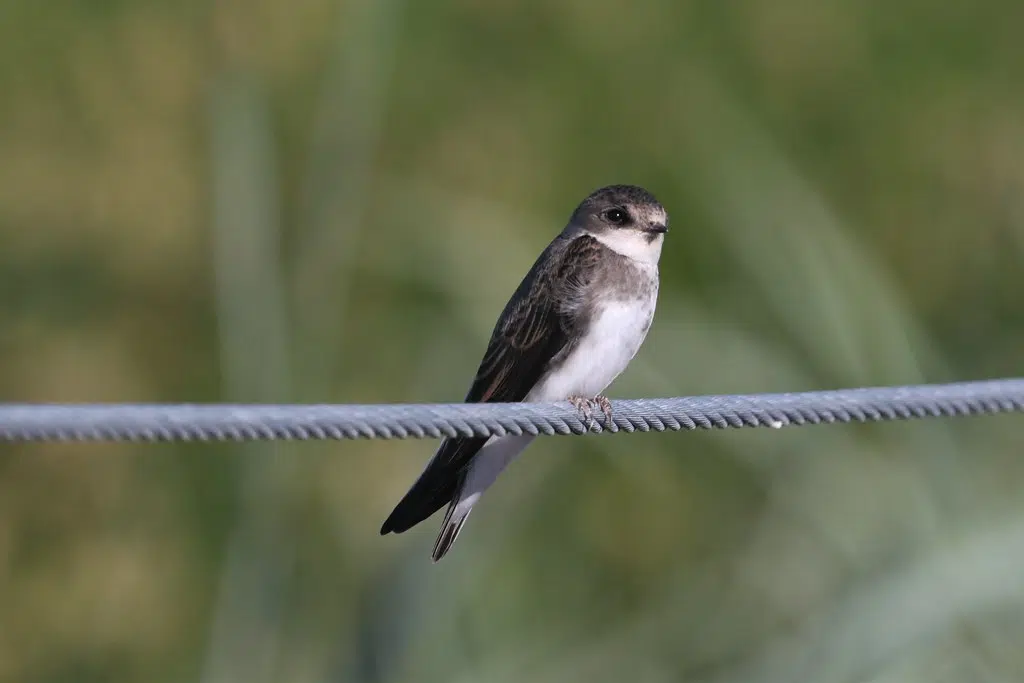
[590,229,663,265]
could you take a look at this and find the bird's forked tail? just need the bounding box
[431,494,474,562]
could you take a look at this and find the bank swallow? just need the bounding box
[380,185,668,561]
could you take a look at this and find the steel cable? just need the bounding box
[0,378,1021,442]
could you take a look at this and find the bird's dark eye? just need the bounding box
[603,208,631,226]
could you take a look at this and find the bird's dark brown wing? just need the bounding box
[380,234,604,534]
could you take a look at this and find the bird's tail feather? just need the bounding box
[431,497,472,562]
[427,434,536,561]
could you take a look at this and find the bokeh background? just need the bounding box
[3,1,1024,681]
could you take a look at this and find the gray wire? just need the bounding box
[1,378,1022,443]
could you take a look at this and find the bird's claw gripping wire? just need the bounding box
[567,395,614,431]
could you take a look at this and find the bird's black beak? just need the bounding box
[647,223,668,234]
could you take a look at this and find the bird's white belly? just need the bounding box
[528,297,655,402]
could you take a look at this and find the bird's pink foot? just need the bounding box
[567,395,593,427]
[567,395,614,430]
[595,395,613,427]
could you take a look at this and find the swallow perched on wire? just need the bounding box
[380,185,668,561]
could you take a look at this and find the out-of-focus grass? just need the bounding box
[204,72,297,683]
[1,1,1024,683]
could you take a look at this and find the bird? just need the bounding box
[380,184,668,561]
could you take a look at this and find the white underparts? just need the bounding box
[527,293,657,402]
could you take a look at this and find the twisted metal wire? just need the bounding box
[0,378,1021,443]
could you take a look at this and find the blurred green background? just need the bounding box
[2,1,1024,681]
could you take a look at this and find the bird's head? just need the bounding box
[569,185,668,264]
